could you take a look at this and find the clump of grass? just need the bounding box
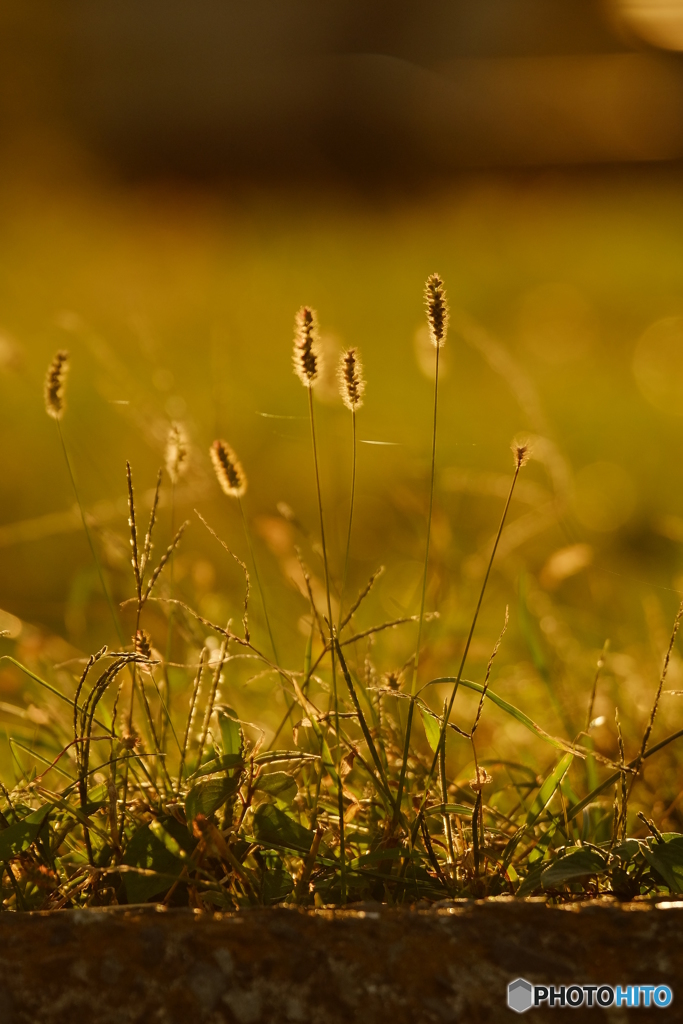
[2,276,683,912]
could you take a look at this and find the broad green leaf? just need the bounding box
[262,868,294,904]
[642,836,683,893]
[0,805,50,861]
[420,707,442,753]
[122,818,192,902]
[516,861,545,897]
[252,804,314,853]
[185,776,240,825]
[216,707,243,758]
[149,819,187,860]
[255,772,297,805]
[541,848,607,889]
[526,753,573,828]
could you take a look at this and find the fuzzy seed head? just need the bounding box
[512,439,532,468]
[44,350,70,420]
[338,347,365,411]
[425,274,449,349]
[210,439,247,498]
[166,422,189,484]
[293,306,321,387]
[134,629,153,660]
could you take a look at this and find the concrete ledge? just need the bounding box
[0,900,682,1022]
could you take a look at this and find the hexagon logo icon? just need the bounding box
[508,978,533,1013]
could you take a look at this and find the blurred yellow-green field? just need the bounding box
[3,160,683,820]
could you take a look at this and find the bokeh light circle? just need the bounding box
[633,316,683,415]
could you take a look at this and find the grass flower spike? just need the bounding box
[166,422,189,484]
[425,273,449,348]
[44,350,70,420]
[210,439,247,498]
[512,439,531,468]
[338,347,365,410]
[293,306,321,387]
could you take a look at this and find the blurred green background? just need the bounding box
[3,1,683,821]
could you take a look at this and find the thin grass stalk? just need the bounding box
[307,386,345,902]
[177,648,206,793]
[196,635,228,766]
[56,421,124,644]
[237,498,295,730]
[162,478,177,751]
[407,452,527,851]
[393,343,441,825]
[338,408,357,630]
[439,699,456,865]
[633,599,683,779]
[334,635,393,808]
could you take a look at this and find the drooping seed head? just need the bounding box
[166,422,189,484]
[511,438,532,469]
[425,273,449,349]
[134,629,153,660]
[338,347,365,411]
[210,439,247,498]
[293,306,321,387]
[44,350,70,420]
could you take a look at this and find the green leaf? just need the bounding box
[517,861,545,897]
[642,836,683,893]
[262,868,294,904]
[252,804,314,853]
[122,818,192,902]
[0,805,50,861]
[149,819,187,860]
[526,753,574,828]
[255,772,297,805]
[429,675,580,756]
[185,776,241,825]
[191,753,244,779]
[424,803,474,817]
[420,707,442,753]
[216,707,243,758]
[541,848,607,889]
[254,750,318,765]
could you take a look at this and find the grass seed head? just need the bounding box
[134,629,153,660]
[425,274,449,349]
[512,438,532,468]
[44,349,70,420]
[338,347,365,410]
[293,306,321,387]
[210,439,247,498]
[166,422,189,484]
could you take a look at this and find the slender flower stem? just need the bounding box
[307,387,346,903]
[393,345,440,825]
[338,408,357,630]
[56,421,124,646]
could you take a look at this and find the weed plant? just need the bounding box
[2,275,683,911]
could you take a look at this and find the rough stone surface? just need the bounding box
[0,899,681,1022]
